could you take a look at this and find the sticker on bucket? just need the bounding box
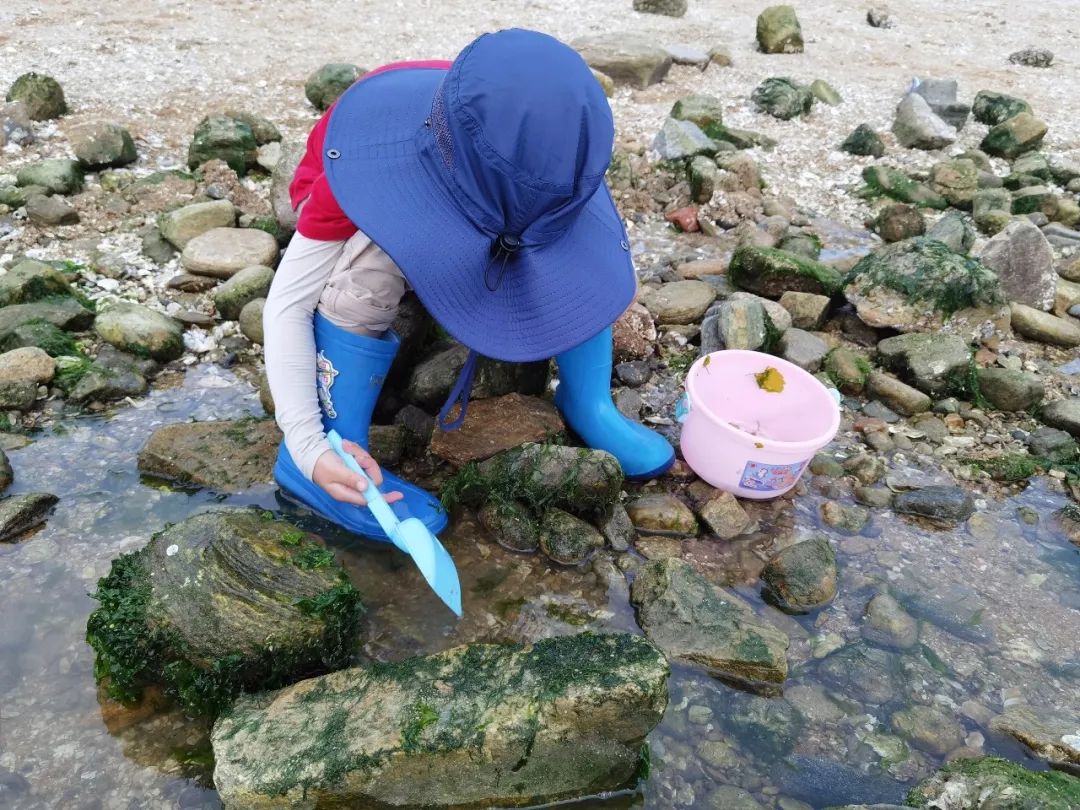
[739,459,808,492]
[675,392,691,424]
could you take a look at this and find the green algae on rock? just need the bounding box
[860,166,948,209]
[86,510,362,717]
[137,418,282,491]
[906,756,1080,809]
[760,536,838,613]
[211,632,668,809]
[728,246,843,299]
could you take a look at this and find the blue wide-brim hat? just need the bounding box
[322,29,636,364]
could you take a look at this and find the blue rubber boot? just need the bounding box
[273,313,448,540]
[554,326,675,479]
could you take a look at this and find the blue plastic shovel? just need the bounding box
[327,429,462,617]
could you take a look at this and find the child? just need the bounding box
[264,28,675,541]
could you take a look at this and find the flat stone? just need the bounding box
[159,200,237,250]
[0,347,54,385]
[641,280,717,325]
[0,492,58,542]
[626,493,698,536]
[664,44,708,66]
[779,328,828,372]
[631,558,790,686]
[893,485,974,526]
[1009,303,1080,347]
[429,393,564,466]
[573,35,673,89]
[181,227,279,278]
[212,633,668,808]
[698,490,751,539]
[867,371,932,416]
[137,419,283,491]
[94,302,184,362]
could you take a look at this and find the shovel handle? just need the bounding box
[326,430,401,537]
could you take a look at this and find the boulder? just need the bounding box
[840,124,885,158]
[238,298,265,344]
[756,5,804,54]
[892,93,956,150]
[212,633,668,808]
[689,155,718,202]
[26,194,78,226]
[5,72,66,120]
[867,371,931,416]
[976,219,1056,310]
[703,297,767,352]
[670,94,725,139]
[572,35,672,89]
[778,328,828,372]
[651,117,716,160]
[1,100,34,147]
[1008,48,1053,68]
[0,319,76,357]
[15,158,83,195]
[779,291,831,329]
[1009,303,1080,347]
[876,333,970,397]
[94,302,184,362]
[429,393,564,466]
[159,199,237,250]
[305,63,365,110]
[478,501,541,552]
[981,112,1047,159]
[928,158,978,208]
[0,298,94,339]
[405,343,547,409]
[211,264,274,320]
[926,211,976,253]
[975,368,1044,411]
[70,122,137,168]
[0,492,58,542]
[760,537,837,613]
[876,203,925,243]
[0,259,73,307]
[137,419,282,491]
[86,510,363,715]
[222,110,281,145]
[187,115,258,174]
[270,140,306,236]
[752,77,813,120]
[1041,399,1080,438]
[825,348,871,394]
[181,227,280,278]
[907,757,1080,809]
[631,558,789,686]
[972,188,1013,233]
[862,593,918,650]
[697,490,751,539]
[641,280,717,324]
[972,90,1031,125]
[68,358,149,404]
[728,246,843,298]
[893,485,974,526]
[890,705,964,756]
[539,508,604,565]
[818,643,903,705]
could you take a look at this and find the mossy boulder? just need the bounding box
[981,112,1047,159]
[0,298,94,340]
[972,90,1032,126]
[752,77,813,120]
[843,237,1001,332]
[86,509,363,717]
[876,333,972,397]
[824,348,871,394]
[539,507,605,565]
[929,158,979,209]
[860,166,947,209]
[187,115,258,175]
[6,72,67,120]
[1,319,76,359]
[304,63,365,111]
[840,123,885,158]
[137,418,283,491]
[478,500,541,552]
[211,264,274,320]
[211,633,668,808]
[670,94,725,139]
[760,536,838,613]
[728,246,843,299]
[0,259,74,307]
[94,302,184,361]
[906,756,1080,809]
[15,158,84,195]
[756,5,803,54]
[631,558,790,688]
[70,122,137,169]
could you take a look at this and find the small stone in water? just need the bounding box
[166,544,179,556]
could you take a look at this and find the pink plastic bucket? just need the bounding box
[679,350,840,499]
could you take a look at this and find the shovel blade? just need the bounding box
[394,519,462,617]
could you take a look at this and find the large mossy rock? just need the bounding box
[138,418,282,491]
[760,537,838,613]
[86,510,363,716]
[630,558,790,688]
[752,77,813,120]
[728,246,843,299]
[861,166,947,209]
[94,302,184,362]
[211,633,669,809]
[187,115,258,175]
[843,237,1001,332]
[756,5,803,54]
[305,63,365,111]
[0,259,74,307]
[15,158,84,195]
[906,756,1080,809]
[876,333,972,397]
[6,72,67,120]
[0,298,95,339]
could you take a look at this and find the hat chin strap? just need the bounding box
[437,349,480,432]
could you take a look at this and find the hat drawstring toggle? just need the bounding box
[484,233,522,292]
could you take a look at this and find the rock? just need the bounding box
[702,298,767,353]
[1040,399,1080,438]
[981,112,1047,159]
[862,166,946,209]
[810,79,842,106]
[698,490,751,539]
[0,380,40,410]
[0,298,94,338]
[270,140,305,236]
[1011,185,1054,217]
[729,246,843,298]
[615,361,651,388]
[821,501,870,534]
[477,501,540,552]
[211,265,274,320]
[779,328,828,372]
[977,219,1056,311]
[69,122,137,168]
[138,419,282,490]
[26,194,79,226]
[825,348,871,394]
[756,5,804,54]
[666,205,699,232]
[1,100,34,146]
[0,347,55,385]
[972,90,1031,125]
[211,633,668,809]
[631,558,789,686]
[141,226,176,264]
[1009,47,1053,68]
[876,333,970,397]
[844,238,1001,332]
[776,756,906,808]
[590,68,615,97]
[670,94,725,139]
[913,78,970,130]
[304,63,364,110]
[159,199,237,250]
[867,371,931,416]
[1009,303,1080,347]
[760,537,837,613]
[1025,427,1077,461]
[908,757,1080,809]
[87,510,362,715]
[0,449,11,493]
[0,492,58,542]
[989,705,1080,769]
[626,494,697,535]
[15,158,83,195]
[926,211,976,253]
[777,231,820,260]
[430,393,564,465]
[633,0,686,16]
[539,508,604,565]
[187,115,257,175]
[689,155,718,203]
[840,124,886,158]
[181,227,279,278]
[892,93,956,151]
[704,785,763,809]
[862,593,918,649]
[642,280,717,325]
[238,298,265,344]
[928,158,978,208]
[894,485,974,526]
[573,35,672,89]
[721,695,804,759]
[891,706,964,756]
[221,110,280,146]
[972,188,1013,233]
[404,344,546,409]
[613,304,657,362]
[94,303,183,362]
[599,504,636,551]
[651,117,716,160]
[975,368,1043,411]
[0,259,74,307]
[752,77,813,120]
[256,141,282,172]
[866,7,893,27]
[5,72,66,120]
[779,291,831,330]
[818,643,902,704]
[708,44,733,67]
[876,204,925,242]
[68,359,148,404]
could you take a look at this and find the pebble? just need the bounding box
[181,227,280,278]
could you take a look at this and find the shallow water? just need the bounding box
[2,363,1079,810]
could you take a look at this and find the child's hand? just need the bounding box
[312,440,404,506]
